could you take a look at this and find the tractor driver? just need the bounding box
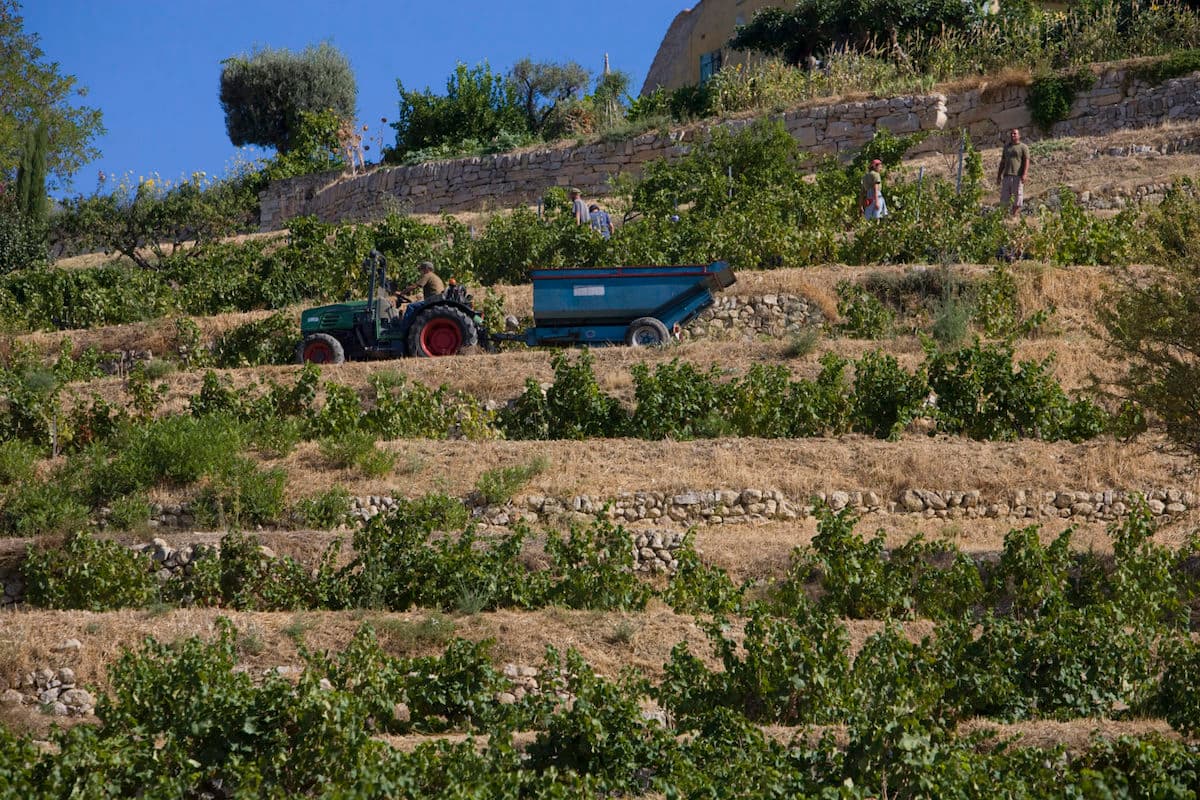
[400,261,445,303]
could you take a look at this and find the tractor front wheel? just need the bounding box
[296,333,346,364]
[407,306,478,357]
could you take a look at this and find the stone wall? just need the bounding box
[258,64,1200,231]
[2,486,1192,608]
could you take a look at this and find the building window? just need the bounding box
[700,49,723,83]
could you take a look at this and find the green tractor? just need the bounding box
[296,251,488,363]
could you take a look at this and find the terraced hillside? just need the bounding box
[2,126,1200,796]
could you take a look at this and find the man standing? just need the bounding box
[569,187,589,225]
[861,158,888,220]
[997,128,1030,217]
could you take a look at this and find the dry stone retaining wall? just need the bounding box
[259,64,1200,230]
[3,488,1192,607]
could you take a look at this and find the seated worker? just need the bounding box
[401,260,445,302]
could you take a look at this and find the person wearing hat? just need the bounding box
[401,260,445,301]
[568,187,589,225]
[861,158,888,220]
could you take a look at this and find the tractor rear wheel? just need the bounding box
[624,317,670,348]
[296,333,345,364]
[407,306,478,357]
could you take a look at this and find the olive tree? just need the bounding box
[219,42,356,154]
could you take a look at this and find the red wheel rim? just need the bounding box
[303,340,335,363]
[420,319,463,355]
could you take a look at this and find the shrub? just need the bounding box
[297,486,353,529]
[24,531,158,610]
[195,458,287,528]
[474,456,548,505]
[1130,48,1200,85]
[850,351,928,440]
[107,492,151,531]
[1099,183,1200,453]
[212,311,296,367]
[544,518,652,611]
[319,430,395,477]
[1027,69,1096,131]
[835,281,894,339]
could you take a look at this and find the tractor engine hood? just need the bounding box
[300,301,368,334]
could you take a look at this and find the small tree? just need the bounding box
[0,0,104,189]
[507,58,590,135]
[386,61,526,160]
[14,120,47,227]
[219,43,356,154]
[1099,181,1200,453]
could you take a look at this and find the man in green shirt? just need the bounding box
[996,128,1030,217]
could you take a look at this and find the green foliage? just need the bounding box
[24,530,158,610]
[219,42,356,154]
[95,618,375,795]
[660,608,851,724]
[926,339,1108,441]
[1130,47,1200,84]
[194,457,287,528]
[629,359,731,439]
[14,120,47,228]
[0,0,104,188]
[106,492,150,531]
[835,280,895,339]
[728,0,978,67]
[169,531,335,610]
[499,350,626,440]
[0,193,46,274]
[1099,185,1200,453]
[296,486,352,530]
[1027,69,1097,131]
[850,350,927,439]
[660,533,746,615]
[543,518,652,611]
[262,108,345,180]
[776,505,982,620]
[508,58,590,137]
[55,167,263,272]
[1032,190,1137,266]
[387,61,526,161]
[474,456,547,505]
[319,430,396,477]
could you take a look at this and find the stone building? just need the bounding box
[641,0,789,94]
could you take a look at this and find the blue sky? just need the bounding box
[23,1,684,196]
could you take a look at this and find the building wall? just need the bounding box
[641,0,790,94]
[259,66,1200,230]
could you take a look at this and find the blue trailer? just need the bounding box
[498,261,736,348]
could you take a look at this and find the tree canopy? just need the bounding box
[729,0,980,66]
[219,42,357,154]
[507,58,590,135]
[0,0,104,190]
[387,62,526,159]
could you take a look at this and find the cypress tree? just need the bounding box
[15,122,49,227]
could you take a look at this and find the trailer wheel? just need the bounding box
[408,306,478,357]
[296,333,345,364]
[624,317,670,348]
